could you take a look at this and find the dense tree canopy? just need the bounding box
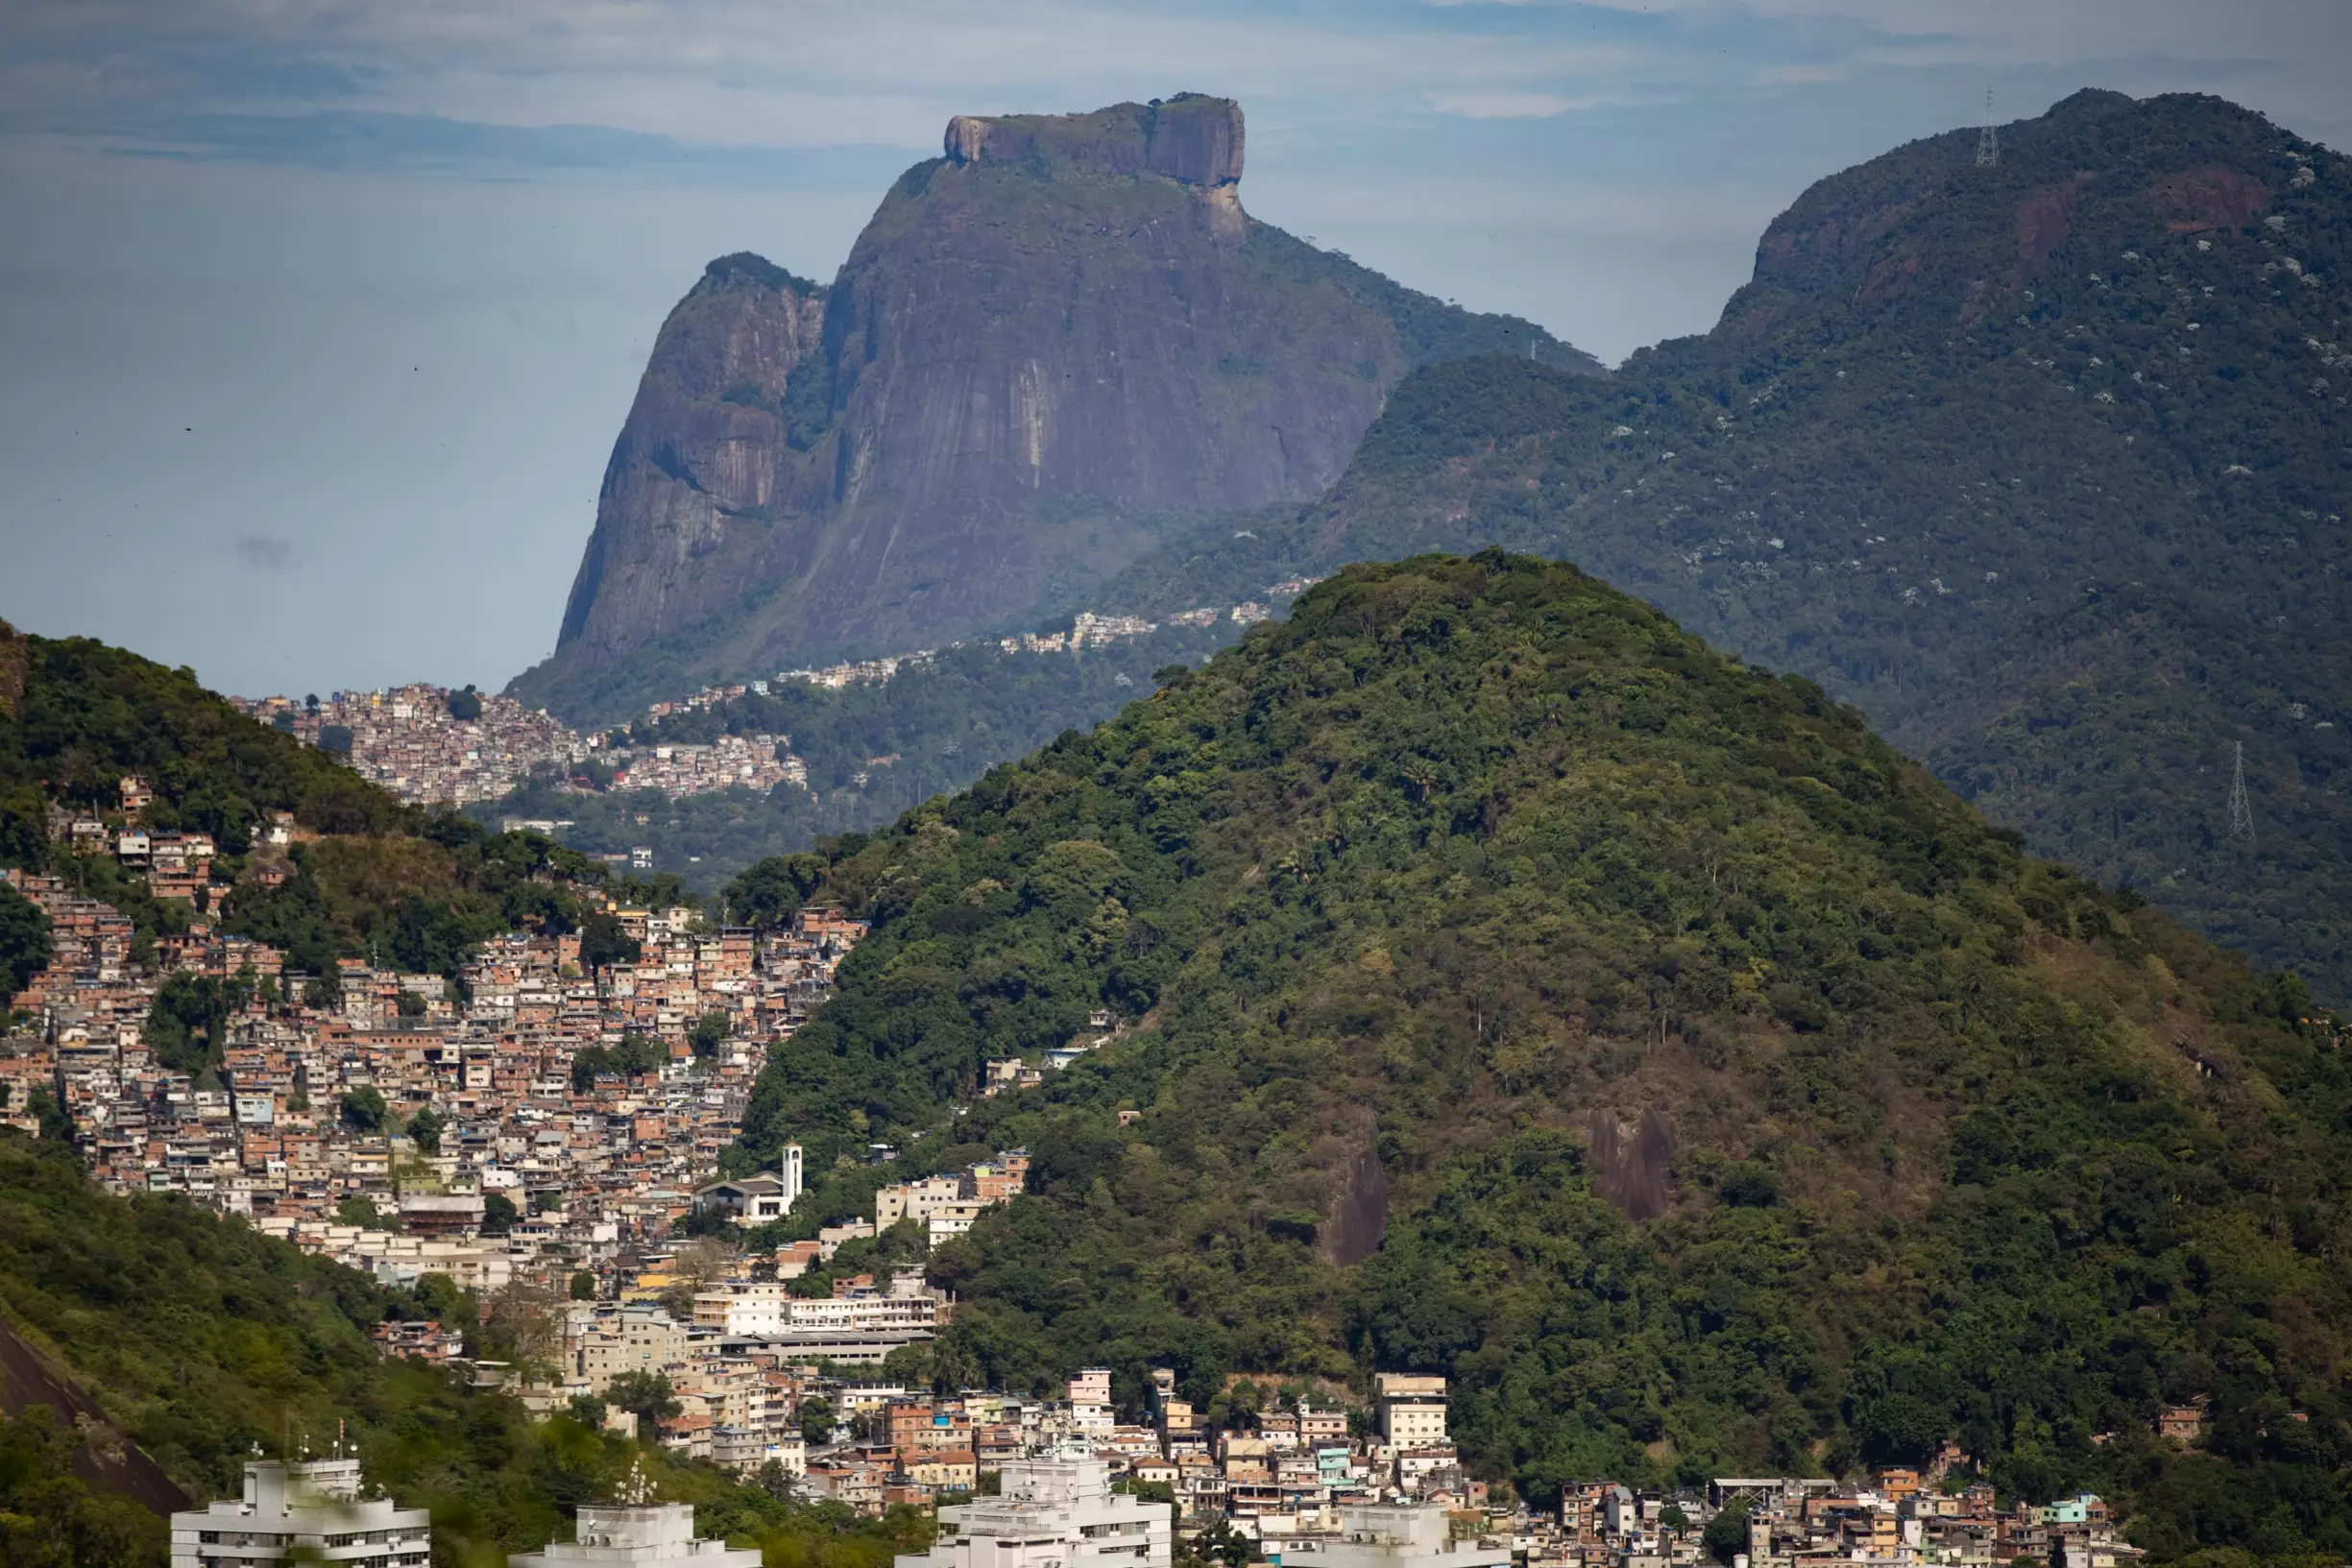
[1076,91,2352,1001]
[732,553,2352,1555]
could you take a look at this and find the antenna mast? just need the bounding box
[1976,88,2000,167]
[2227,741,2256,844]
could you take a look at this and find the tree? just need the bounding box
[480,1279,563,1371]
[447,687,482,722]
[689,1011,730,1059]
[721,854,825,929]
[569,1269,597,1301]
[0,1406,168,1566]
[27,1089,74,1147]
[578,910,641,972]
[567,1394,607,1428]
[334,1195,392,1230]
[317,724,353,759]
[405,1105,445,1154]
[1703,1501,1751,1564]
[481,1193,520,1236]
[1660,1504,1690,1534]
[570,1033,665,1092]
[395,989,427,1018]
[661,1237,735,1318]
[339,1086,388,1133]
[605,1371,682,1430]
[799,1395,835,1445]
[144,971,239,1076]
[754,1458,799,1505]
[1180,1519,1252,1568]
[0,881,53,998]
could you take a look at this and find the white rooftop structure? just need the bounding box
[510,1500,759,1566]
[897,1455,1171,1568]
[170,1457,431,1567]
[1267,1504,1511,1568]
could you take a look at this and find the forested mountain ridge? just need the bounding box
[1079,88,2352,1000]
[511,94,1596,725]
[731,553,2352,1555]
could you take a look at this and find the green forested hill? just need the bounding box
[0,620,602,985]
[1085,89,2352,1000]
[736,554,2352,1555]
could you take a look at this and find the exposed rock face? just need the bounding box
[944,94,1243,188]
[523,95,1590,717]
[1587,1107,1675,1222]
[555,253,826,666]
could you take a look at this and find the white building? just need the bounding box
[691,1145,802,1225]
[1266,1504,1510,1568]
[509,1500,759,1566]
[171,1458,431,1568]
[778,1143,803,1214]
[896,1455,1171,1568]
[1373,1375,1447,1447]
[691,1280,937,1339]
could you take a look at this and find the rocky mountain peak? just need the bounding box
[941,93,1244,187]
[514,96,1594,723]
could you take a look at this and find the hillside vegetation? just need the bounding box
[0,621,603,986]
[0,1135,926,1567]
[1085,89,2352,1001]
[735,554,2352,1556]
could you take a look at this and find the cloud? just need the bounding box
[232,533,297,570]
[1431,90,1577,118]
[107,109,913,185]
[11,0,2347,182]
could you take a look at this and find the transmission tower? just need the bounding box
[2226,741,2256,843]
[1976,88,2000,168]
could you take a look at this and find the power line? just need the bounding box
[2227,741,2255,844]
[1976,88,2000,168]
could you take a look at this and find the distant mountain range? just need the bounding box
[508,86,2350,1001]
[507,94,1595,724]
[1074,89,2352,999]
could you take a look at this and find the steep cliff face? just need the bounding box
[554,253,826,673]
[519,95,1592,720]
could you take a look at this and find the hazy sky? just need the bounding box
[2,0,2347,700]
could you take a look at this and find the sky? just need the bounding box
[2,1,2347,701]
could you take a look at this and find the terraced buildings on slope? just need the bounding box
[0,863,863,1295]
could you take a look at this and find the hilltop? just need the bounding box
[1084,89,2352,998]
[511,94,1596,722]
[730,552,2352,1553]
[0,619,607,983]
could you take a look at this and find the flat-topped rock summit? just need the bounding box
[943,92,1245,187]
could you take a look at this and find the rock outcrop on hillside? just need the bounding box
[518,94,1595,721]
[555,254,826,659]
